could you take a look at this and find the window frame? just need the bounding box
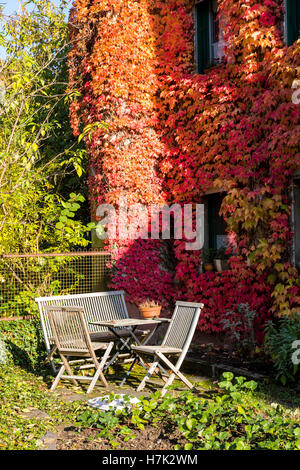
[194,0,225,74]
[194,0,210,74]
[284,0,300,47]
[201,190,228,251]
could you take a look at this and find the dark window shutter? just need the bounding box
[195,0,210,73]
[287,0,300,46]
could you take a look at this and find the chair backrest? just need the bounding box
[35,291,128,352]
[162,301,204,365]
[47,305,91,353]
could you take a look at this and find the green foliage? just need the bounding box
[202,247,230,263]
[214,246,230,260]
[0,318,45,371]
[0,1,98,317]
[0,250,96,318]
[0,364,85,449]
[73,373,300,450]
[265,313,300,385]
[1,366,299,451]
[0,0,91,257]
[202,248,217,264]
[0,365,53,449]
[74,393,139,447]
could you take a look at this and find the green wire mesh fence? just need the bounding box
[0,250,111,318]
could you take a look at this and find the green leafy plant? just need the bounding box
[214,246,230,260]
[0,0,92,260]
[2,366,299,451]
[71,374,300,450]
[264,313,300,385]
[0,318,45,371]
[202,248,217,264]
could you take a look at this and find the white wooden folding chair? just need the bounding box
[46,305,114,394]
[131,301,204,396]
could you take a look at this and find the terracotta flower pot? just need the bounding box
[204,263,214,272]
[139,305,162,319]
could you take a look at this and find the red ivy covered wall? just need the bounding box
[68,0,300,341]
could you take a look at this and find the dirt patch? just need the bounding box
[56,425,186,451]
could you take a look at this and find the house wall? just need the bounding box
[68,0,300,342]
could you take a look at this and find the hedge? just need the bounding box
[0,318,46,372]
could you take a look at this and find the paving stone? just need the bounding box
[54,388,90,403]
[21,408,50,420]
[41,431,57,450]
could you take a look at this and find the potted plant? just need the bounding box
[138,299,162,319]
[213,247,230,272]
[202,248,216,272]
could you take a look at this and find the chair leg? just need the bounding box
[157,352,194,390]
[50,364,65,391]
[43,346,59,374]
[161,372,176,397]
[156,367,169,384]
[44,345,57,364]
[120,356,138,387]
[137,358,159,392]
[60,354,78,386]
[104,337,131,370]
[87,342,114,394]
[172,369,194,389]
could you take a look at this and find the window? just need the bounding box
[211,0,225,63]
[202,192,228,250]
[285,0,300,46]
[195,0,225,73]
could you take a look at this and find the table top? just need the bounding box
[89,317,171,327]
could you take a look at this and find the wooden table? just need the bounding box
[89,317,171,385]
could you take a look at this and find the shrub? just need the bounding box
[264,313,300,385]
[0,319,45,371]
[220,303,258,356]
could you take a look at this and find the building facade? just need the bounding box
[69,0,300,341]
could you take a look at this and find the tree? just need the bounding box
[0,0,92,255]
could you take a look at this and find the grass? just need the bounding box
[0,365,86,449]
